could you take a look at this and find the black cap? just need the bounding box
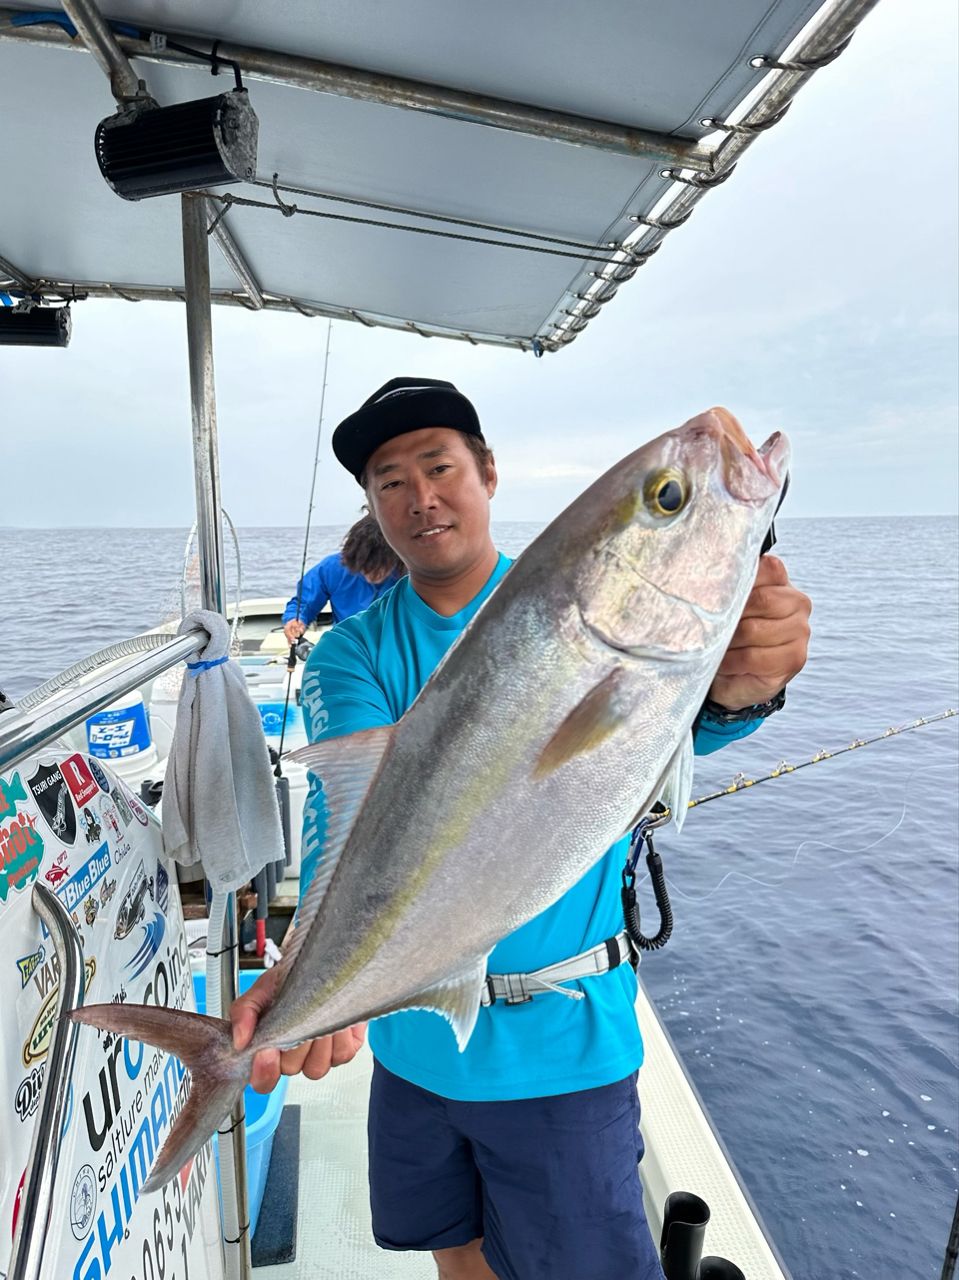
[332,377,483,482]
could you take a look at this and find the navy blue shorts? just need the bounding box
[368,1062,665,1280]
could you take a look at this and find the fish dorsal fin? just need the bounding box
[657,732,695,834]
[397,955,490,1051]
[283,726,394,965]
[533,669,625,780]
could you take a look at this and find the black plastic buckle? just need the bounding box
[484,975,497,1007]
[605,936,622,971]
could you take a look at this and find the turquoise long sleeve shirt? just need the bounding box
[298,554,761,1101]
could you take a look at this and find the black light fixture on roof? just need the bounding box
[0,305,71,347]
[95,88,259,201]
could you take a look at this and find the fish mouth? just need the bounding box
[756,428,789,486]
[698,408,789,505]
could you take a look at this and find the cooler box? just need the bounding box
[192,970,289,1238]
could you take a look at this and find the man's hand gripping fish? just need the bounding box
[71,408,790,1191]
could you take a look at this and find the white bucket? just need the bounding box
[84,688,159,775]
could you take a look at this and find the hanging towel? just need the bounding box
[162,609,282,891]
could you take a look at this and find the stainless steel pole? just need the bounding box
[59,0,144,102]
[0,250,36,290]
[206,199,265,310]
[0,630,205,770]
[7,886,86,1280]
[181,193,229,616]
[180,191,252,1279]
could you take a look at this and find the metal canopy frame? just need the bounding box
[0,0,879,352]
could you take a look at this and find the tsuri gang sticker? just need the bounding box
[28,761,77,846]
[0,813,44,903]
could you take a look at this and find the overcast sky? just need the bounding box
[3,0,956,528]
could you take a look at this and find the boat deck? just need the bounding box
[256,1045,433,1279]
[253,985,789,1278]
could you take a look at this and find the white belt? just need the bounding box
[481,931,638,1007]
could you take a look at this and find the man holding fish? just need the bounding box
[75,380,811,1280]
[236,380,812,1280]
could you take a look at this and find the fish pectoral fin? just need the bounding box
[533,669,625,780]
[657,732,695,834]
[286,725,395,964]
[400,956,490,1052]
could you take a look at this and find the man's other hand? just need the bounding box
[708,556,811,711]
[231,964,367,1093]
[283,619,307,645]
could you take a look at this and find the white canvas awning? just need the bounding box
[0,0,877,352]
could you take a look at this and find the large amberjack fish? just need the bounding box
[72,408,789,1190]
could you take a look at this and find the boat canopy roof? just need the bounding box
[0,0,874,352]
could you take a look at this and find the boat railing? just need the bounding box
[0,628,206,771]
[7,885,86,1280]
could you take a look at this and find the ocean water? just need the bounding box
[1,516,957,1280]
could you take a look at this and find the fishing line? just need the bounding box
[638,759,956,905]
[276,319,333,768]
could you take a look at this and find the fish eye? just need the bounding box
[643,468,688,517]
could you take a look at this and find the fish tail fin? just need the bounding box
[71,1002,250,1192]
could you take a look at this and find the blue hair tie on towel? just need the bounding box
[186,655,229,675]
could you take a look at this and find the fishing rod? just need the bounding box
[276,319,333,746]
[623,708,957,954]
[253,321,333,958]
[685,708,957,812]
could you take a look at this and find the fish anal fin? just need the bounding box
[534,670,624,780]
[285,725,395,963]
[398,956,489,1052]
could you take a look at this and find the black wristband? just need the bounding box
[695,686,786,728]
